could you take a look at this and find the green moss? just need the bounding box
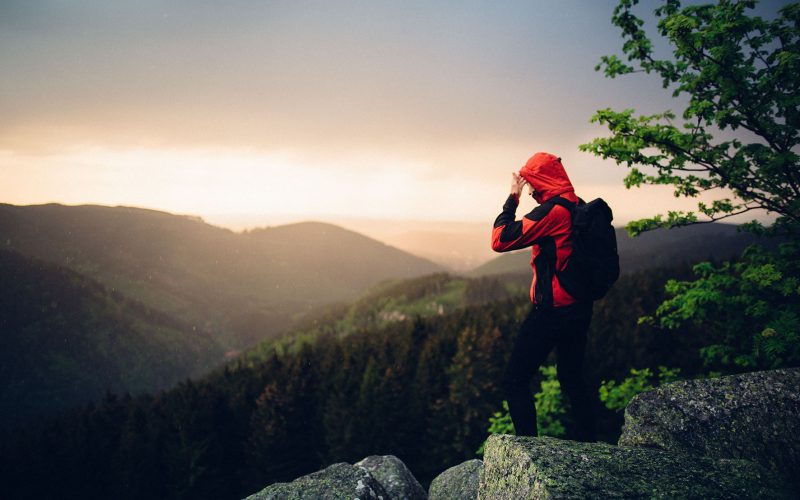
[479,434,791,499]
[620,368,800,492]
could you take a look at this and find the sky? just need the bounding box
[0,0,786,233]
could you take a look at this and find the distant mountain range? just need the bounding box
[0,203,443,351]
[469,223,769,277]
[0,203,444,427]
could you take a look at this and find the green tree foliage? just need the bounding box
[648,243,800,369]
[582,0,799,234]
[581,0,800,370]
[534,365,570,438]
[599,366,681,412]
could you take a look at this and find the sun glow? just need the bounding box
[0,147,506,223]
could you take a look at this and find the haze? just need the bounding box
[1,0,783,256]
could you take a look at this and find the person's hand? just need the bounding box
[510,172,526,198]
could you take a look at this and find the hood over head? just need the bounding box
[519,152,574,203]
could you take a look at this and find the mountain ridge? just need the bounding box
[0,202,443,350]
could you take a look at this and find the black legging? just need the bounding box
[502,301,597,441]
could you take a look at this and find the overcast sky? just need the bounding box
[0,0,787,229]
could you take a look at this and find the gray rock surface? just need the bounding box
[428,459,482,500]
[619,367,800,490]
[356,455,427,500]
[244,369,800,499]
[244,462,389,500]
[478,434,790,499]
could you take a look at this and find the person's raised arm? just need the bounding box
[491,173,556,252]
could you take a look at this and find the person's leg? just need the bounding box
[502,307,558,437]
[555,302,597,442]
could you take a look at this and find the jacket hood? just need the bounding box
[519,152,575,203]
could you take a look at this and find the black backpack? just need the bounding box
[550,197,620,301]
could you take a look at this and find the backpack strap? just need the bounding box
[548,196,577,215]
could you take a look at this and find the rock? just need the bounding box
[619,367,800,490]
[428,459,482,500]
[478,434,790,499]
[244,462,389,500]
[355,455,427,500]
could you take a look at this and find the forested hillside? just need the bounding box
[243,272,528,361]
[0,250,224,430]
[0,267,711,500]
[0,203,442,349]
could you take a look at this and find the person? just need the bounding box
[491,151,597,441]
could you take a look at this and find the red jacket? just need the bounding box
[491,153,579,307]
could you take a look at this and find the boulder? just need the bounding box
[478,434,790,499]
[355,455,427,500]
[244,462,389,500]
[428,459,482,500]
[619,367,800,490]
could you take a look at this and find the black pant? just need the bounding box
[502,301,597,441]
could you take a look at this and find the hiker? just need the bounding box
[491,152,598,441]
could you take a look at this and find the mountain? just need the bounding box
[0,249,224,430]
[469,223,767,277]
[0,203,443,349]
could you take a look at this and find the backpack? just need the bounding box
[550,197,620,301]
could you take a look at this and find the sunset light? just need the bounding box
[3,1,798,498]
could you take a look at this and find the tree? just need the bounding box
[583,0,798,235]
[248,344,322,484]
[582,0,800,370]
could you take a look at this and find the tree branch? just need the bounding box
[680,205,760,227]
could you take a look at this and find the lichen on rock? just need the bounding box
[478,434,790,499]
[243,462,389,500]
[619,367,800,491]
[355,455,427,500]
[428,459,482,500]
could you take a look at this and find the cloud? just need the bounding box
[7,0,754,224]
[2,1,667,160]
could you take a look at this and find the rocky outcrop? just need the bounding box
[355,455,426,500]
[619,367,800,490]
[478,434,790,499]
[243,455,426,500]
[478,368,800,498]
[428,459,482,500]
[244,462,388,500]
[245,369,800,499]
